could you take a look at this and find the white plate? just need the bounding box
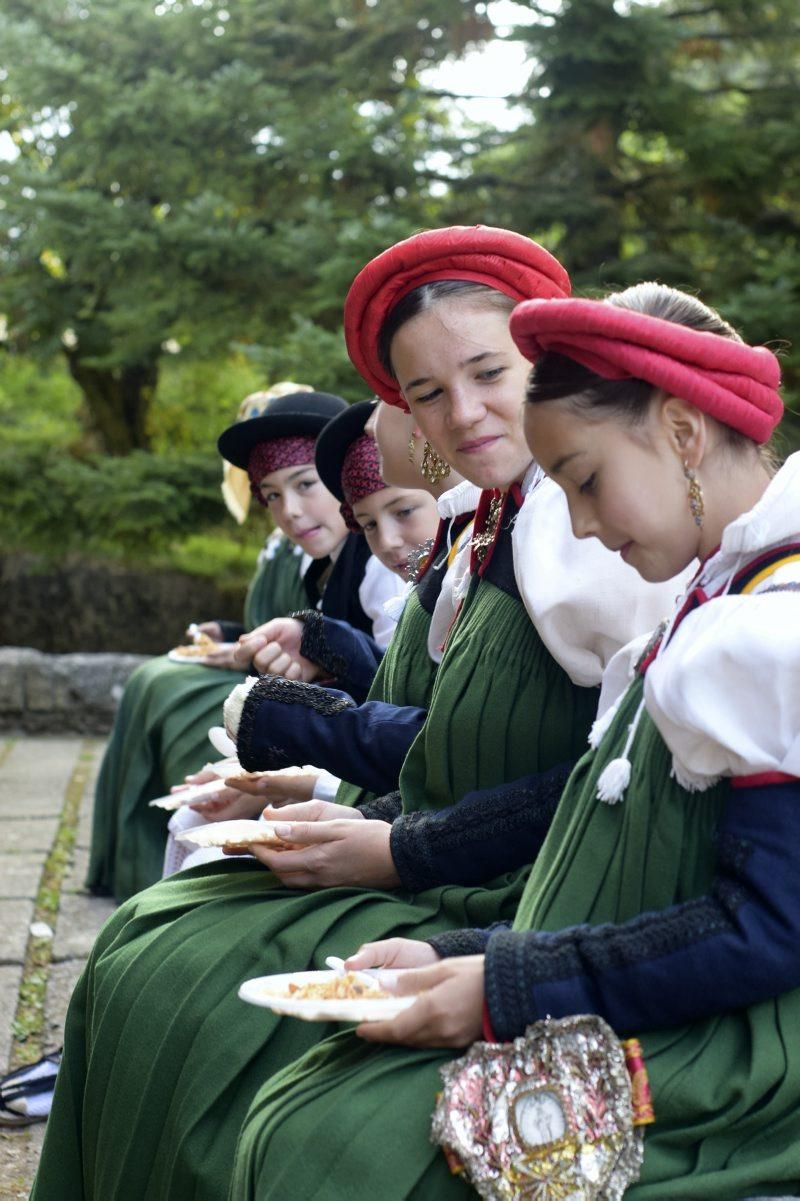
[208,726,237,757]
[238,970,418,1023]
[206,756,242,778]
[148,778,231,811]
[167,643,237,665]
[174,818,284,849]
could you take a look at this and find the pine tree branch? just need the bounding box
[697,81,798,95]
[678,27,800,40]
[667,5,729,18]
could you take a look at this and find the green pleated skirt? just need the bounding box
[86,538,308,901]
[335,585,440,809]
[227,681,800,1200]
[32,579,598,1201]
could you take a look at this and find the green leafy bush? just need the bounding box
[0,446,233,558]
[0,353,85,450]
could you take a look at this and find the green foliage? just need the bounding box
[0,350,84,449]
[450,0,800,409]
[0,0,489,451]
[2,0,799,483]
[163,529,267,584]
[147,353,265,455]
[233,316,369,405]
[0,444,228,558]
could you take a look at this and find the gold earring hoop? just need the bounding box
[683,462,704,527]
[408,434,416,463]
[421,440,451,486]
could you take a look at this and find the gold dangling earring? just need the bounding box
[408,434,416,464]
[421,440,451,485]
[683,461,704,527]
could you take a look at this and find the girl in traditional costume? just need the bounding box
[32,229,683,1201]
[227,282,798,1201]
[163,399,442,859]
[87,388,401,901]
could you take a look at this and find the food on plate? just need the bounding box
[285,973,391,1001]
[171,631,220,658]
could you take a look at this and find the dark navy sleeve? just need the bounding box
[389,762,572,892]
[358,792,403,822]
[484,780,800,1041]
[427,923,511,959]
[236,676,425,796]
[292,609,383,705]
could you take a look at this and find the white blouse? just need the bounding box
[644,454,800,790]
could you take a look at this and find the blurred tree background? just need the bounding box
[0,0,798,645]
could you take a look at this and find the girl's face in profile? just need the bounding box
[352,486,440,579]
[390,300,533,492]
[258,464,347,559]
[523,398,703,583]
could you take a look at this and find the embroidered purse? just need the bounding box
[431,1014,653,1200]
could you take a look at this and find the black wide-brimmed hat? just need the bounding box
[217,391,348,469]
[314,400,377,502]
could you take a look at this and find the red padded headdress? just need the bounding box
[344,225,571,409]
[510,297,783,444]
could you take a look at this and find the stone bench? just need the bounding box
[0,647,148,734]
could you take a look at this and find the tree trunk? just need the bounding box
[65,353,158,454]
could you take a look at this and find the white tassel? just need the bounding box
[595,697,646,804]
[588,698,622,749]
[595,758,632,804]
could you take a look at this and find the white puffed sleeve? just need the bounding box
[595,632,653,722]
[645,579,800,789]
[358,555,407,649]
[513,478,692,687]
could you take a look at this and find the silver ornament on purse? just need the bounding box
[431,1014,653,1200]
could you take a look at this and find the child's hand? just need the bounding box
[225,770,320,807]
[356,956,485,1048]
[345,938,440,972]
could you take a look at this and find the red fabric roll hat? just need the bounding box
[510,296,783,444]
[345,225,571,409]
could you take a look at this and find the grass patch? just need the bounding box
[0,740,16,771]
[9,747,96,1069]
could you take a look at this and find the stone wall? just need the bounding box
[0,553,247,655]
[0,647,148,734]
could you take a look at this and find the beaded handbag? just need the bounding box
[431,1014,652,1200]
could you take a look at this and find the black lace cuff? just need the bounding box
[291,609,348,681]
[484,929,539,1041]
[426,927,497,959]
[238,676,355,771]
[357,791,403,822]
[388,762,572,894]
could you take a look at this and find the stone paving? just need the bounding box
[0,736,114,1200]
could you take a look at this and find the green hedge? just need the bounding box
[0,445,244,559]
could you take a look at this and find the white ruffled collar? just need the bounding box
[437,460,543,522]
[520,459,545,496]
[700,451,800,588]
[436,479,482,520]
